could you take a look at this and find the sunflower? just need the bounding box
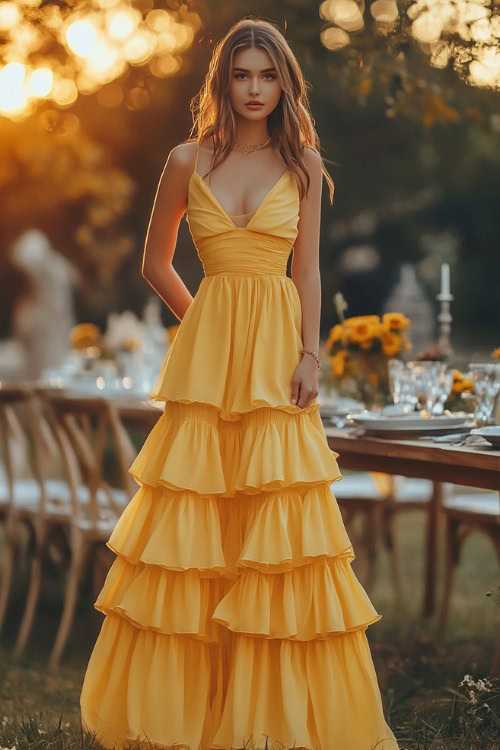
[348,321,378,345]
[382,312,410,331]
[381,331,402,358]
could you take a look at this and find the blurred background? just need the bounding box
[0,0,499,383]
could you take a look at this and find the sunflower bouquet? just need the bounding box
[326,312,412,407]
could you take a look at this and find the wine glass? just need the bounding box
[408,361,442,417]
[468,363,500,426]
[387,359,404,404]
[388,359,418,414]
[433,365,454,416]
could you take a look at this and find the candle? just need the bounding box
[440,263,450,296]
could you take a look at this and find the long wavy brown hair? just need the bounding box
[189,18,335,204]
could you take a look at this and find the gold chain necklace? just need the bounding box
[231,136,271,154]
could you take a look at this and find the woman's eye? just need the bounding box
[233,73,277,81]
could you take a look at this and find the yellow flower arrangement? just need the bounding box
[327,313,411,360]
[70,323,102,350]
[492,347,500,360]
[326,312,412,407]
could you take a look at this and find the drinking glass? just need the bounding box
[388,359,418,413]
[433,365,454,416]
[408,361,442,416]
[468,363,500,426]
[387,359,404,404]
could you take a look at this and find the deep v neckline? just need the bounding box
[190,169,290,231]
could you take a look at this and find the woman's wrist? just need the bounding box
[300,347,321,368]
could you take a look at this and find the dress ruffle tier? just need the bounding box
[80,392,399,749]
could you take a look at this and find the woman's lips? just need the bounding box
[245,102,264,109]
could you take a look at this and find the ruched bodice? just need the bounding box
[186,168,300,276]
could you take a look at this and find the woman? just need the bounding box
[80,18,399,750]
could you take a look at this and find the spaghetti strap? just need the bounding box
[193,139,200,176]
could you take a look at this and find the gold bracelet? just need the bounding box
[300,347,321,368]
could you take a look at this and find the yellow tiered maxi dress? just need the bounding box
[80,160,400,750]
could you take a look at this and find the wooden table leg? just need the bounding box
[423,480,443,618]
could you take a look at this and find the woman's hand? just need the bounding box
[290,353,319,408]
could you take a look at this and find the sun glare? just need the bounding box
[0,0,201,119]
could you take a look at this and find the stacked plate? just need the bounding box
[472,426,500,448]
[319,396,364,419]
[347,412,475,439]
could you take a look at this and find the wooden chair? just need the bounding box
[0,385,76,642]
[41,393,138,669]
[332,472,449,612]
[434,491,500,653]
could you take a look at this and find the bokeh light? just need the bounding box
[320,0,500,91]
[0,0,201,119]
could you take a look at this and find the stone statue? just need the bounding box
[9,229,79,379]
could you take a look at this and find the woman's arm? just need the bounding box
[289,147,326,408]
[142,142,197,321]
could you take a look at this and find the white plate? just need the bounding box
[350,413,469,430]
[361,421,471,434]
[473,426,500,448]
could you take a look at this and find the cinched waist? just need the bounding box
[204,269,288,277]
[195,232,292,277]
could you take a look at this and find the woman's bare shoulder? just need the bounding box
[167,140,198,169]
[166,139,216,178]
[302,145,322,173]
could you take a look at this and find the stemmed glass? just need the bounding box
[468,363,500,426]
[387,359,418,414]
[407,361,454,416]
[407,361,439,416]
[433,364,454,415]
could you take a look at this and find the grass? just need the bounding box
[0,497,499,750]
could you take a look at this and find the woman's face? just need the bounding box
[229,46,282,121]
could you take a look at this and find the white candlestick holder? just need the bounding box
[436,291,454,358]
